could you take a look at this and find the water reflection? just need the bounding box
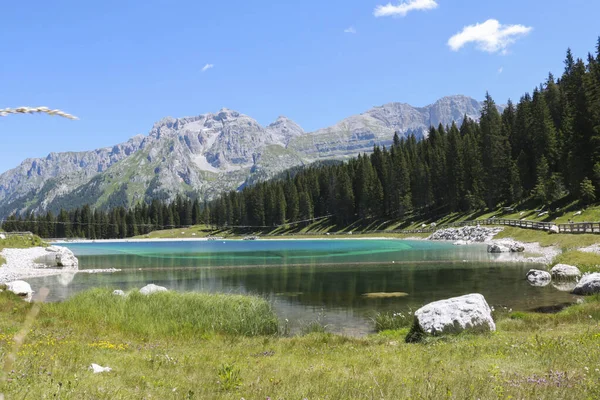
[25,240,580,335]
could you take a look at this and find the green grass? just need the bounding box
[552,251,600,273]
[43,289,279,338]
[495,227,600,250]
[3,291,600,398]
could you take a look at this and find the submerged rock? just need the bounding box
[140,284,168,295]
[551,264,582,280]
[572,273,600,295]
[526,269,551,286]
[412,293,495,337]
[6,280,33,302]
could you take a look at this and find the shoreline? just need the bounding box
[1,228,564,283]
[0,246,120,284]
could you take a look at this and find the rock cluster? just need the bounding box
[412,293,496,336]
[428,226,503,242]
[487,239,525,253]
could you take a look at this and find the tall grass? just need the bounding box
[43,289,279,338]
[373,311,413,332]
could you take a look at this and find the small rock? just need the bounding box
[572,273,600,295]
[0,233,6,240]
[526,269,551,286]
[139,284,168,295]
[112,290,126,297]
[90,364,112,373]
[551,264,582,280]
[574,211,582,216]
[549,225,559,234]
[6,281,33,302]
[487,243,509,253]
[412,293,495,336]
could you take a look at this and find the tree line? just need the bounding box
[1,197,209,239]
[207,40,600,226]
[2,39,600,238]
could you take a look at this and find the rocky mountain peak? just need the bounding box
[0,94,492,218]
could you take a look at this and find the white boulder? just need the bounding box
[0,233,6,240]
[39,246,79,268]
[6,280,33,302]
[90,364,112,373]
[549,225,560,234]
[112,290,126,297]
[526,269,551,286]
[139,284,168,295]
[413,293,496,335]
[572,273,600,295]
[550,264,582,280]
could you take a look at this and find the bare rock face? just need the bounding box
[0,96,495,218]
[412,293,496,336]
[572,273,600,295]
[551,264,582,280]
[139,284,168,295]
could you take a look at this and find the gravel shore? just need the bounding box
[0,246,119,283]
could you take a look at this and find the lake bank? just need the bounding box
[1,288,599,399]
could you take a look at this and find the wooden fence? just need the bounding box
[281,218,600,236]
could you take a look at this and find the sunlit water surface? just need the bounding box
[26,240,577,336]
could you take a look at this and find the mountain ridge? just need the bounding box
[0,95,499,218]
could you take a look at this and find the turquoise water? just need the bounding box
[25,240,577,336]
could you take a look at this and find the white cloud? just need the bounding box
[201,63,214,72]
[344,26,357,34]
[498,67,503,74]
[448,19,532,54]
[374,0,438,17]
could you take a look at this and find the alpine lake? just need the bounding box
[25,239,575,336]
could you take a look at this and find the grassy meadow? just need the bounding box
[1,289,600,399]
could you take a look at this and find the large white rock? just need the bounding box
[139,284,168,295]
[6,280,33,302]
[414,293,496,335]
[38,246,79,268]
[550,264,582,280]
[526,269,551,286]
[572,273,600,295]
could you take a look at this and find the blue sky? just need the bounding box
[0,0,598,173]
